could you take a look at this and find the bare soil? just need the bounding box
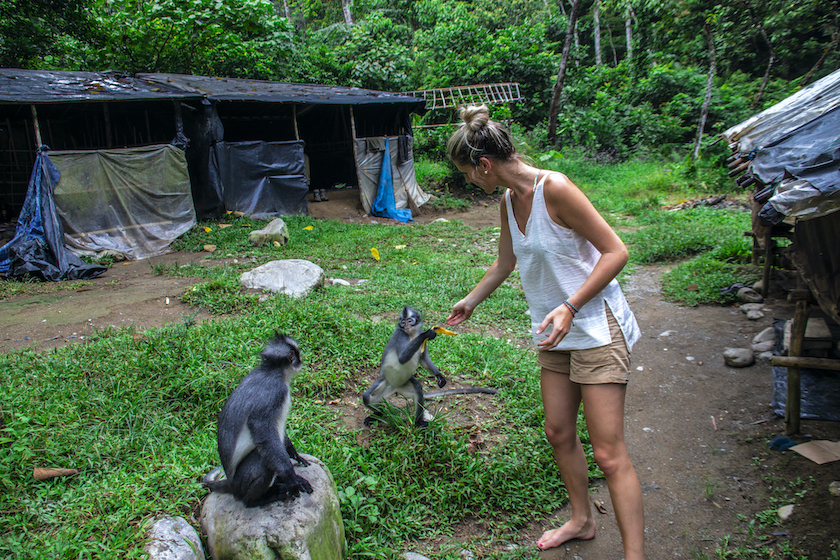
[2,188,838,559]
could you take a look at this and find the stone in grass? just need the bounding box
[144,516,204,560]
[201,454,345,560]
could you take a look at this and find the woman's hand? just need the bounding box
[535,304,574,348]
[447,299,474,326]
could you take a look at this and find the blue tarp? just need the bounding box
[0,148,106,281]
[371,138,412,223]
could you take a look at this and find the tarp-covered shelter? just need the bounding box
[0,69,428,266]
[723,66,840,434]
[723,67,840,322]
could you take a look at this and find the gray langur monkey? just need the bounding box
[203,333,313,508]
[363,306,446,428]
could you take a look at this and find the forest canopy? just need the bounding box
[1,0,838,157]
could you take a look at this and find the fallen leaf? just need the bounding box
[593,500,608,514]
[394,244,406,249]
[685,284,699,291]
[34,468,78,481]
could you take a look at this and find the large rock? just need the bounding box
[201,455,345,560]
[723,347,756,368]
[144,516,204,560]
[249,219,290,246]
[240,259,324,298]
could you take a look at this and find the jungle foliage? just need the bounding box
[1,0,837,158]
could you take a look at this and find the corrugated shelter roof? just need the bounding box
[0,68,426,110]
[141,73,426,108]
[0,69,195,103]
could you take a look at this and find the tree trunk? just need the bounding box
[606,22,617,65]
[548,0,582,146]
[800,31,839,87]
[751,27,776,108]
[281,0,291,20]
[693,24,716,161]
[593,0,602,66]
[625,8,633,61]
[341,0,354,25]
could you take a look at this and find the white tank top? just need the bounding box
[505,174,641,351]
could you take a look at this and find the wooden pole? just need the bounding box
[785,299,809,435]
[103,103,113,148]
[30,105,43,148]
[349,106,363,192]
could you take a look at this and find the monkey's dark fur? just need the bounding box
[203,333,313,508]
[362,306,446,428]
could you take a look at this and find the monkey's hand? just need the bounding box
[423,329,437,340]
[436,375,447,388]
[294,454,310,467]
[295,474,314,495]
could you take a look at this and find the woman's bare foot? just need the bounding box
[536,518,597,550]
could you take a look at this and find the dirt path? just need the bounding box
[1,189,838,558]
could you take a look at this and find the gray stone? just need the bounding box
[404,554,431,560]
[752,340,775,353]
[746,309,765,320]
[240,259,324,298]
[736,287,764,303]
[249,218,290,246]
[753,327,776,344]
[740,303,764,313]
[723,347,755,368]
[201,454,345,560]
[144,516,204,560]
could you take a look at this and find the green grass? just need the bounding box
[0,154,764,558]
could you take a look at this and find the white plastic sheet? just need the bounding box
[50,144,196,260]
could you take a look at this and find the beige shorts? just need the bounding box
[537,307,631,384]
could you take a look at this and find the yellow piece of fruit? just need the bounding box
[433,326,457,335]
[371,247,380,261]
[303,225,314,230]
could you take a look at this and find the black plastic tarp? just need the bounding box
[0,149,106,281]
[209,140,308,219]
[751,104,840,189]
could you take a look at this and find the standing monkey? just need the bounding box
[362,306,446,427]
[203,333,313,508]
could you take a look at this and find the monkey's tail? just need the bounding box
[425,387,499,399]
[203,467,231,493]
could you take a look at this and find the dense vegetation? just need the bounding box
[1,152,776,559]
[2,0,837,158]
[1,1,836,558]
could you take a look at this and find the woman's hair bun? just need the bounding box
[460,104,490,132]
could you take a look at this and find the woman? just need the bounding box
[445,105,645,559]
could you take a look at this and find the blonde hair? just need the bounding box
[446,104,517,167]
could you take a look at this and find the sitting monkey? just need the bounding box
[362,306,447,428]
[203,333,313,507]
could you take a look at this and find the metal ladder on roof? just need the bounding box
[402,82,523,110]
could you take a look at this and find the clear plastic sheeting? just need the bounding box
[722,67,840,152]
[768,178,840,222]
[0,149,107,281]
[49,145,196,261]
[356,135,430,215]
[210,140,308,219]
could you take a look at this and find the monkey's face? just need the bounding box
[398,307,423,336]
